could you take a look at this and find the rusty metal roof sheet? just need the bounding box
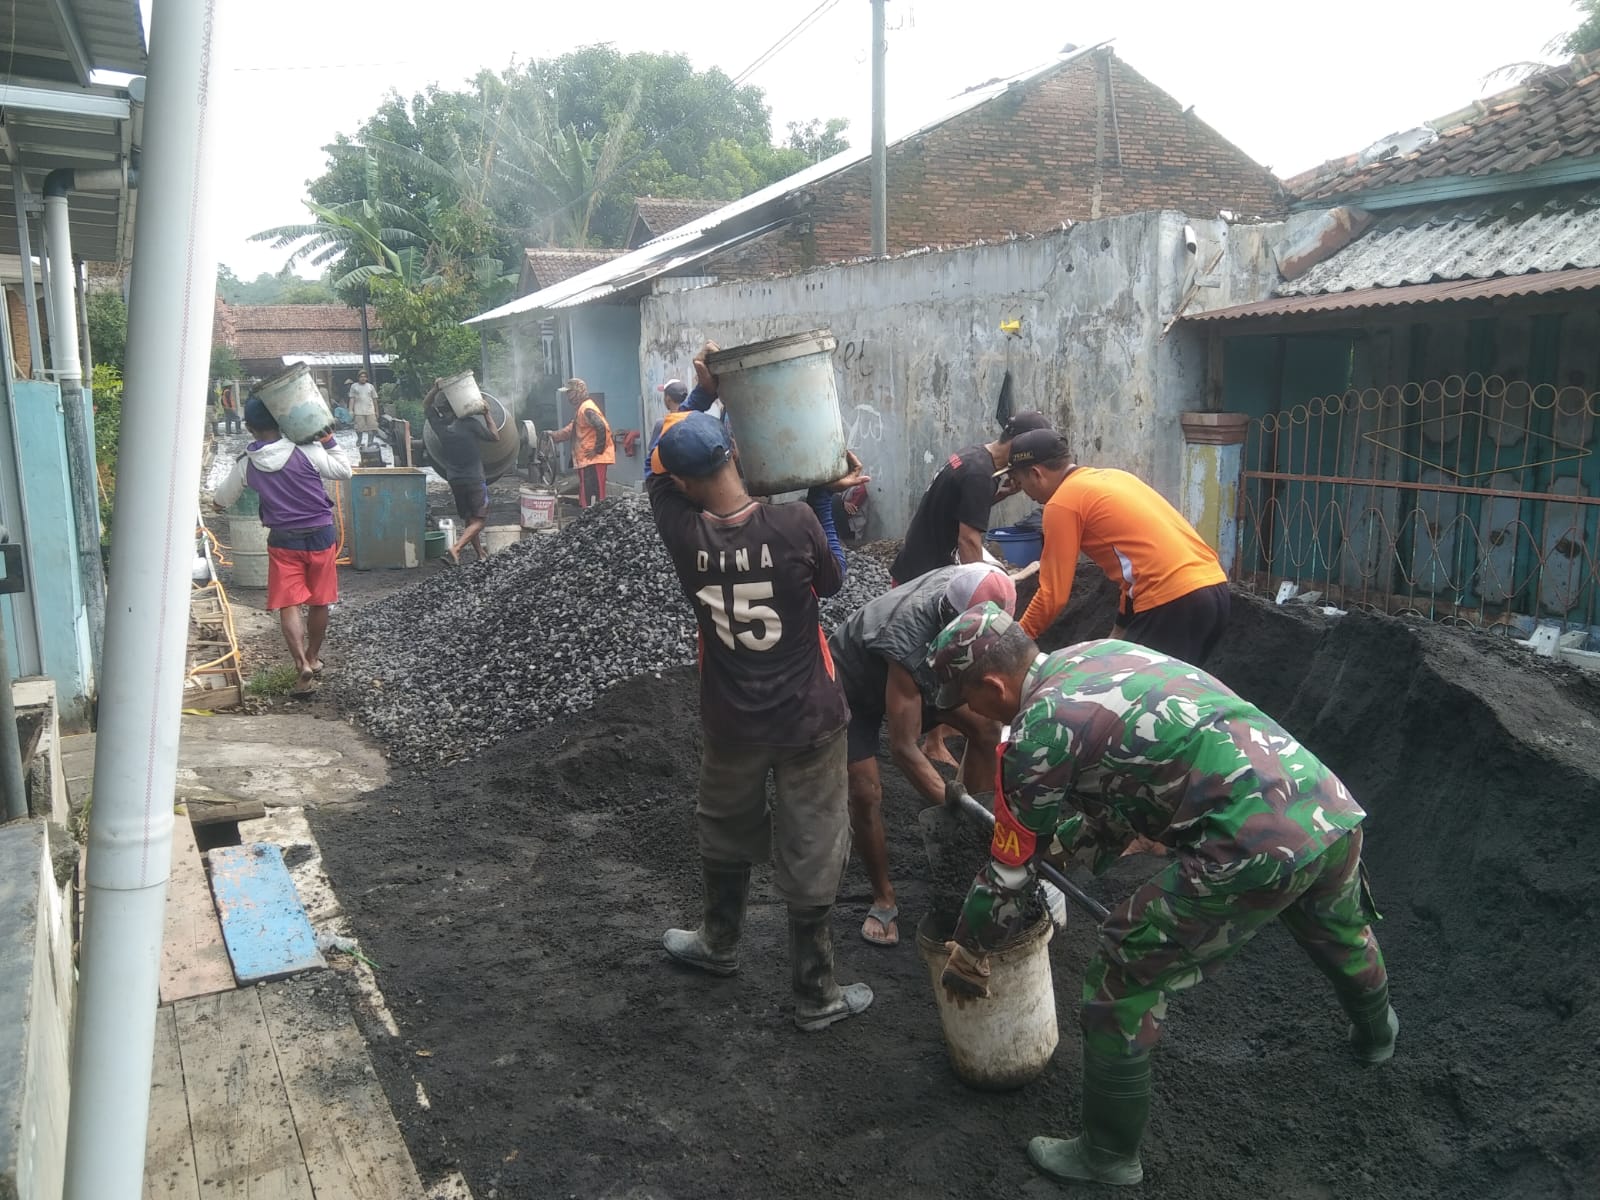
[1187,266,1600,324]
[1282,185,1600,295]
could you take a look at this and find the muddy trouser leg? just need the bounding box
[663,739,770,974]
[770,730,872,1028]
[1276,826,1395,1058]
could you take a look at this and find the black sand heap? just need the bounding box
[313,578,1599,1199]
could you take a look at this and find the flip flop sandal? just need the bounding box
[861,905,900,947]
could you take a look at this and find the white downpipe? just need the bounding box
[62,1,229,1197]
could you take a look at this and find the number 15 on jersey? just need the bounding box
[695,582,783,651]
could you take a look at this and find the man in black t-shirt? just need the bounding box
[647,411,876,1032]
[424,386,499,564]
[890,410,1053,585]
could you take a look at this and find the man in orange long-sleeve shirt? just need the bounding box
[1004,429,1230,664]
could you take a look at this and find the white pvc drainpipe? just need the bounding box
[62,2,230,1197]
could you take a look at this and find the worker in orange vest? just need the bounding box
[549,378,615,507]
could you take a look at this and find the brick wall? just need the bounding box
[709,48,1285,275]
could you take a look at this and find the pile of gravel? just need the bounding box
[333,493,890,763]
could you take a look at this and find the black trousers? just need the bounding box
[1122,581,1231,667]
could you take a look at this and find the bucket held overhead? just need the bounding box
[708,331,848,495]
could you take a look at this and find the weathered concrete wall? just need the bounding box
[640,211,1279,537]
[0,819,74,1200]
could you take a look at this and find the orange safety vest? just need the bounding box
[569,397,615,468]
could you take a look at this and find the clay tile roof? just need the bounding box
[631,197,725,238]
[521,247,625,291]
[1289,50,1600,201]
[220,302,379,360]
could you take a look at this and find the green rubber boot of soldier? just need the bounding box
[663,859,749,977]
[1342,983,1399,1064]
[1028,1048,1150,1186]
[789,905,874,1032]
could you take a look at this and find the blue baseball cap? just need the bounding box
[655,411,732,478]
[243,396,277,431]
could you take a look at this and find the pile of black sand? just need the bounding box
[310,583,1598,1199]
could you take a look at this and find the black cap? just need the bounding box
[1004,428,1070,472]
[1000,410,1051,441]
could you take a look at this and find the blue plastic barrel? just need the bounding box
[989,526,1043,567]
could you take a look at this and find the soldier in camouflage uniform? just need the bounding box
[926,603,1396,1188]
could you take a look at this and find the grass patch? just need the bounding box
[246,664,302,697]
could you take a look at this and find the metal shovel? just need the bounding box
[945,788,1111,922]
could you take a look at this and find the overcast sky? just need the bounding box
[157,0,1582,279]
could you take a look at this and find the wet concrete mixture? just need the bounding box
[311,572,1600,1200]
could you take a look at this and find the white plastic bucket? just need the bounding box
[520,487,557,530]
[257,363,335,445]
[707,331,847,494]
[227,513,270,589]
[439,369,488,418]
[481,525,523,556]
[916,913,1060,1090]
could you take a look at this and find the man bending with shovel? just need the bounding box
[926,604,1396,1187]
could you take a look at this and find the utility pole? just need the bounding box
[870,0,887,257]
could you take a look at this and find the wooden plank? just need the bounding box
[181,686,242,713]
[173,989,314,1200]
[185,797,267,828]
[208,845,325,985]
[160,815,236,1004]
[144,1006,201,1200]
[259,977,426,1199]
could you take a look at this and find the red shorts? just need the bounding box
[266,545,339,610]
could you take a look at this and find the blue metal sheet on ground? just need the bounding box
[208,844,326,983]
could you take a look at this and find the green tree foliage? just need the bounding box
[269,45,846,391]
[211,342,242,382]
[90,363,121,544]
[1554,1,1600,54]
[86,290,127,372]
[216,264,337,305]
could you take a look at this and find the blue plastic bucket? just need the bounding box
[989,526,1043,567]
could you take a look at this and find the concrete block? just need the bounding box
[0,819,73,1200]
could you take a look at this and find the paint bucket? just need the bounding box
[226,497,270,590]
[707,331,847,494]
[439,369,489,418]
[988,525,1044,567]
[481,525,523,556]
[916,913,1059,1091]
[257,363,336,445]
[520,487,557,530]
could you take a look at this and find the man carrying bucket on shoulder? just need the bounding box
[212,397,352,697]
[548,378,614,507]
[925,603,1396,1187]
[1002,429,1230,664]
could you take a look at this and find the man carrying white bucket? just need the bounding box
[212,397,352,697]
[925,603,1396,1187]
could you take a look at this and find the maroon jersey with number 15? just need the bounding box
[647,475,848,748]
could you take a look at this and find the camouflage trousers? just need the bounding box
[1082,826,1388,1057]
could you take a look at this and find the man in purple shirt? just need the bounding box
[213,397,352,695]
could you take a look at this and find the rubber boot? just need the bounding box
[789,905,874,1031]
[662,859,749,977]
[1027,1048,1150,1186]
[1341,983,1400,1064]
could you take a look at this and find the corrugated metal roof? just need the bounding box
[1282,185,1600,295]
[1288,50,1600,202]
[1186,266,1600,323]
[465,45,1105,328]
[4,0,144,85]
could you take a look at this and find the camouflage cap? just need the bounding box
[927,601,1016,709]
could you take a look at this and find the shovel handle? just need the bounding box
[951,791,1112,923]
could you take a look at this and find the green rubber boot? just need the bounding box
[1027,1048,1150,1187]
[790,905,874,1031]
[1342,983,1400,1064]
[662,859,749,977]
